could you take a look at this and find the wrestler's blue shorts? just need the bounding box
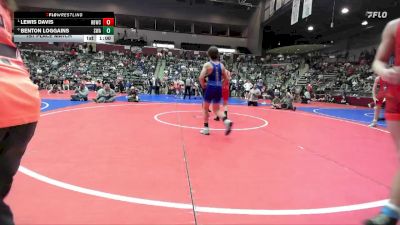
[204,86,222,103]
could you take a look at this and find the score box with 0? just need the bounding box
[92,26,114,34]
[102,18,115,26]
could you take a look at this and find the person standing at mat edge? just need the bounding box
[0,0,41,225]
[199,46,233,135]
[183,76,193,100]
[365,18,400,225]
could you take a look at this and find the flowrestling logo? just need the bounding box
[366,11,388,19]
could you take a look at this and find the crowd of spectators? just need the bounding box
[18,44,377,106]
[302,60,375,100]
[20,47,157,94]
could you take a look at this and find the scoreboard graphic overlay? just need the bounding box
[14,12,115,43]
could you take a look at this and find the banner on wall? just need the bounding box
[276,0,282,10]
[302,0,313,19]
[270,0,276,15]
[291,0,300,25]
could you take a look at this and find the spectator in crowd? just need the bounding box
[71,83,89,101]
[117,79,125,93]
[48,84,63,94]
[173,79,180,97]
[302,90,311,104]
[230,78,237,97]
[143,79,150,94]
[248,85,261,106]
[150,76,156,94]
[94,83,116,103]
[63,78,70,91]
[340,95,348,104]
[306,83,313,95]
[125,80,132,92]
[127,86,140,102]
[274,87,281,98]
[183,76,193,99]
[193,81,201,99]
[256,78,264,90]
[179,79,185,97]
[281,92,296,111]
[155,77,161,95]
[316,93,335,102]
[271,96,282,109]
[168,81,175,95]
[162,77,169,95]
[244,80,253,99]
[109,80,116,90]
[95,80,103,91]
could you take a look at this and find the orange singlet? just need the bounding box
[0,1,40,128]
[222,70,230,102]
[375,77,387,106]
[384,23,400,120]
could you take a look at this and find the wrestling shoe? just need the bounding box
[369,122,377,127]
[224,119,233,135]
[200,127,210,135]
[365,214,398,225]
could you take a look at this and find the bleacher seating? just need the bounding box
[19,43,375,102]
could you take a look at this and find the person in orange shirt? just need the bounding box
[63,78,70,91]
[0,1,41,224]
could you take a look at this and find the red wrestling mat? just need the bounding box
[8,103,395,224]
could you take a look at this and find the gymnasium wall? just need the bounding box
[323,24,383,60]
[16,0,251,26]
[246,1,266,56]
[115,28,248,49]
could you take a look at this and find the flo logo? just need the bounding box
[366,11,388,19]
